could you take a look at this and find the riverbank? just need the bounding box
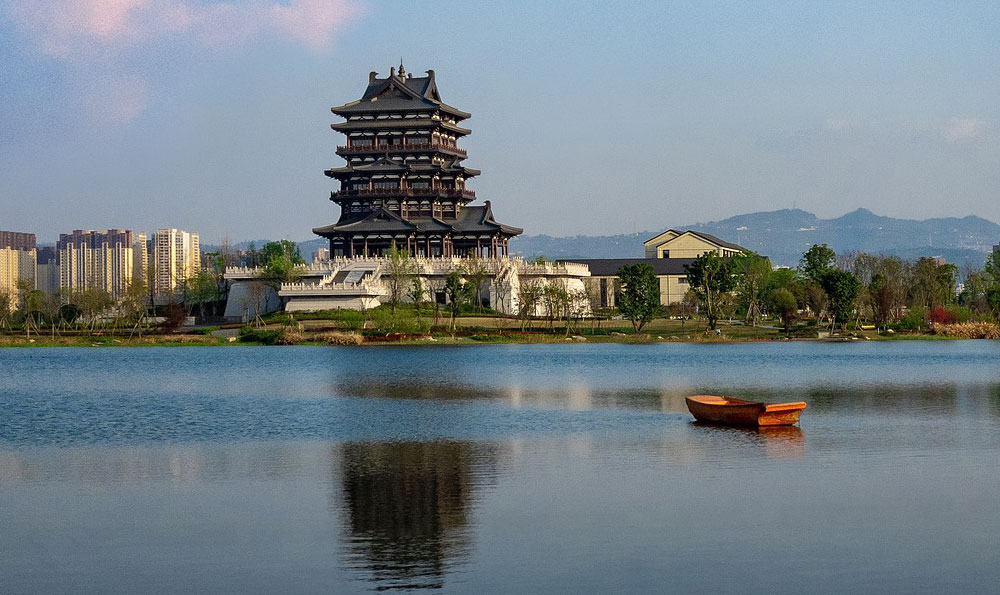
[0,317,978,347]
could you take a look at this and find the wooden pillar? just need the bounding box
[349,238,355,258]
[425,237,430,256]
[363,237,369,258]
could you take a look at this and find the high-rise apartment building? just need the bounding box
[35,247,60,294]
[151,228,200,295]
[0,231,37,310]
[57,230,136,300]
[0,231,36,252]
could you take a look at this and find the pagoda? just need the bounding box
[313,63,522,258]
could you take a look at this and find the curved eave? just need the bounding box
[439,103,471,120]
[331,119,472,135]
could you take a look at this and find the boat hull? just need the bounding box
[685,395,806,427]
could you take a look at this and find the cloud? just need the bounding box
[6,0,365,55]
[4,0,364,125]
[6,0,364,56]
[940,117,987,143]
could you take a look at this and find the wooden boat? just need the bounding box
[685,395,806,427]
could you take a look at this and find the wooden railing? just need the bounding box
[336,142,467,157]
[334,187,475,199]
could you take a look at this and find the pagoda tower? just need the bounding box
[313,63,522,258]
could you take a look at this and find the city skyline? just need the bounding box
[3,1,1000,244]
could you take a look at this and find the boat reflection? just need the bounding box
[690,423,806,459]
[336,441,502,591]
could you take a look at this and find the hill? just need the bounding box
[510,208,1000,268]
[210,209,1000,269]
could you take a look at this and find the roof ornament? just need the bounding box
[398,59,406,78]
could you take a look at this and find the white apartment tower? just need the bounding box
[57,230,136,300]
[152,228,200,295]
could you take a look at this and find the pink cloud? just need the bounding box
[5,0,364,125]
[5,0,365,56]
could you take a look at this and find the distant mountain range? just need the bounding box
[209,208,1000,269]
[509,209,1000,268]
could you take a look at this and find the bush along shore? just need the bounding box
[2,304,997,347]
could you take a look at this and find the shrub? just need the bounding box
[190,326,220,335]
[370,309,431,334]
[928,306,957,325]
[238,327,280,345]
[896,306,927,331]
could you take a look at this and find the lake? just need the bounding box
[2,342,999,594]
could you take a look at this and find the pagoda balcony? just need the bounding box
[336,142,467,158]
[334,187,476,199]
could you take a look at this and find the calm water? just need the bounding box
[1,342,999,594]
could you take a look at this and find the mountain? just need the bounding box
[210,209,1000,269]
[509,208,1000,268]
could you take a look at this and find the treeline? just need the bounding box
[619,244,1000,334]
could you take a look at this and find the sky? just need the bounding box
[2,0,999,244]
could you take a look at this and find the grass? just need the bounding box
[1,315,993,347]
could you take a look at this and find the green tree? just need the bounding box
[799,244,836,284]
[820,269,861,332]
[444,270,470,333]
[617,263,660,332]
[685,253,736,330]
[733,251,771,326]
[768,287,798,332]
[259,240,305,288]
[183,269,219,318]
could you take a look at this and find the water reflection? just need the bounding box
[688,424,807,459]
[334,376,689,413]
[336,441,503,591]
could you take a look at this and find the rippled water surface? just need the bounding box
[2,343,999,594]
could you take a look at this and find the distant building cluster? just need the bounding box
[0,227,201,310]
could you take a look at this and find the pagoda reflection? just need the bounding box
[337,441,502,591]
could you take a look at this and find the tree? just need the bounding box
[462,255,490,311]
[183,269,219,318]
[383,244,416,314]
[820,269,861,332]
[799,244,836,284]
[617,263,660,332]
[0,289,12,330]
[734,252,771,326]
[769,288,798,332]
[40,292,64,338]
[542,282,569,329]
[259,240,305,288]
[517,278,543,330]
[407,276,426,316]
[444,270,469,333]
[909,257,956,309]
[685,253,736,330]
[119,277,150,337]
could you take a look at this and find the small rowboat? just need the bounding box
[685,395,806,427]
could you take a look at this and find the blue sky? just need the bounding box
[2,0,999,244]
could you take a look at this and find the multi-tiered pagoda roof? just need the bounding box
[313,64,522,258]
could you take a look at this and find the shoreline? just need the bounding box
[0,330,970,348]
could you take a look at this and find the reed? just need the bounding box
[317,331,364,346]
[929,322,1000,339]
